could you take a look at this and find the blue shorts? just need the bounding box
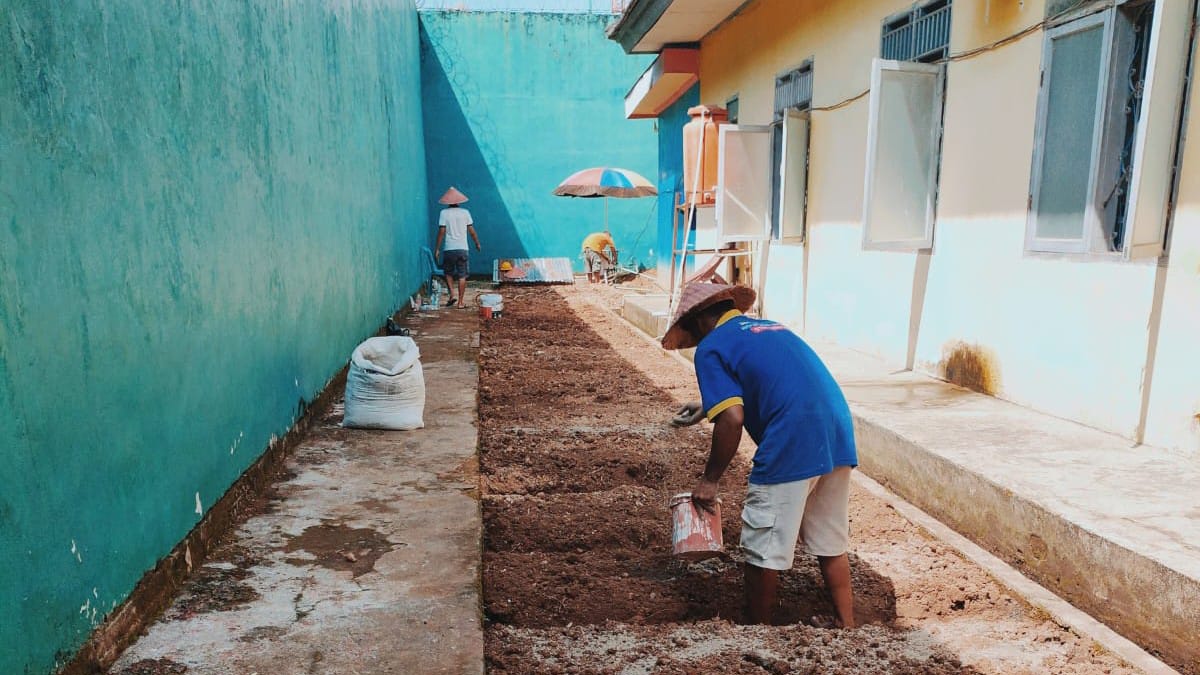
[442,249,469,280]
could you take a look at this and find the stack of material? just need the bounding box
[493,258,576,285]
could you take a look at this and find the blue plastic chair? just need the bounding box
[421,246,444,278]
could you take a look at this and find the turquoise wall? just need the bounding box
[0,2,428,672]
[654,84,700,283]
[419,11,657,273]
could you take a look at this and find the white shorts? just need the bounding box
[739,466,852,570]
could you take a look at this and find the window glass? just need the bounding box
[1034,23,1105,241]
[717,126,772,242]
[779,113,809,240]
[863,63,940,248]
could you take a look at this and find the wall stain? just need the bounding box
[165,544,262,619]
[283,521,397,578]
[114,658,188,675]
[940,341,1001,396]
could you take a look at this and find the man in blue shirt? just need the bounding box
[664,282,858,628]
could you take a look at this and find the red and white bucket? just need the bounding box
[669,493,723,559]
[477,293,503,320]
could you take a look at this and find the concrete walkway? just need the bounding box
[618,290,1198,672]
[109,305,483,675]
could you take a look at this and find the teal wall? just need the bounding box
[419,11,657,273]
[0,2,428,672]
[655,84,700,283]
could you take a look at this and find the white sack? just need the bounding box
[343,336,425,430]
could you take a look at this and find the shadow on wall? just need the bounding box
[419,21,527,272]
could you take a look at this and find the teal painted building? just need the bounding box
[0,1,429,672]
[419,11,658,273]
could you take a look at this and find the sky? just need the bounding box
[416,0,624,12]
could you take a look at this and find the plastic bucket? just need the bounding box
[669,493,723,559]
[477,293,503,319]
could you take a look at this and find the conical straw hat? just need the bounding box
[439,186,469,205]
[661,283,757,350]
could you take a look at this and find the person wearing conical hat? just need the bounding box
[433,187,481,308]
[665,282,858,629]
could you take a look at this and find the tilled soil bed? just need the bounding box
[479,285,1141,674]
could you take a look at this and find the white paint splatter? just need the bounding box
[92,587,98,598]
[79,599,90,614]
[230,430,244,455]
[195,492,203,515]
[70,539,82,563]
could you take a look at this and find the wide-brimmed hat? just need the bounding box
[439,186,468,205]
[661,283,757,350]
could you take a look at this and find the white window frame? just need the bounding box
[861,58,944,252]
[775,110,810,243]
[1122,0,1190,259]
[716,124,773,243]
[1025,11,1114,255]
[1026,1,1189,260]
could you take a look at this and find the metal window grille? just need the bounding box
[773,62,813,121]
[882,0,952,62]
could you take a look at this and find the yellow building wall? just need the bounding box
[699,0,1169,442]
[1143,32,1200,454]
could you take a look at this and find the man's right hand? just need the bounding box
[671,402,704,426]
[690,477,719,514]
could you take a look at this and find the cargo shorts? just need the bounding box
[584,248,611,274]
[739,466,852,570]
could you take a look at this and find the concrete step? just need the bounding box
[813,343,1199,673]
[621,292,671,340]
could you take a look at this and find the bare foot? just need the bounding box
[808,614,845,629]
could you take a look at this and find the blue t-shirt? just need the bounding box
[695,311,858,485]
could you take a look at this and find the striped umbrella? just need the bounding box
[552,167,657,199]
[553,167,657,232]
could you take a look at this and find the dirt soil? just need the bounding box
[479,284,1142,675]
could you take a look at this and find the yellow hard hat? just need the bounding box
[499,261,514,271]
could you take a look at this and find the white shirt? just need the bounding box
[438,207,473,250]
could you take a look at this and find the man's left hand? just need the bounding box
[690,478,719,514]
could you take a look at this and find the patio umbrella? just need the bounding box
[553,167,657,231]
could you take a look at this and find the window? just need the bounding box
[716,125,772,242]
[725,94,739,124]
[1027,1,1190,258]
[770,62,813,242]
[861,59,944,250]
[882,0,952,63]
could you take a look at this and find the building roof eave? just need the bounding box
[607,0,675,54]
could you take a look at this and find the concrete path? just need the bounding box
[109,305,483,675]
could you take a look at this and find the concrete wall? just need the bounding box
[0,1,428,672]
[696,0,1191,448]
[419,11,657,273]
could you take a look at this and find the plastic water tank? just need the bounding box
[682,105,729,206]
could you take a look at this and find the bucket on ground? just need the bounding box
[477,293,503,319]
[669,492,723,559]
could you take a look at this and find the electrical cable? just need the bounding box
[809,0,1105,114]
